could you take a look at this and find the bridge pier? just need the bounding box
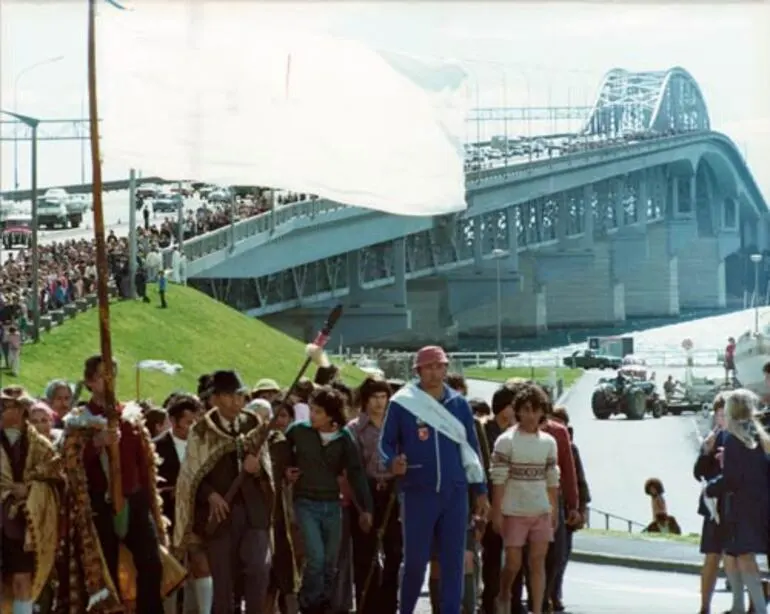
[445,257,530,338]
[535,242,625,327]
[677,234,735,309]
[619,224,680,317]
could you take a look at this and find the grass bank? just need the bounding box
[463,366,584,389]
[15,285,364,400]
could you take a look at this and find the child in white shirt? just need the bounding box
[490,383,560,614]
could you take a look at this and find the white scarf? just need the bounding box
[391,383,484,484]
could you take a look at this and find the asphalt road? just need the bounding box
[3,191,202,261]
[468,369,718,535]
[552,562,731,614]
[410,562,729,613]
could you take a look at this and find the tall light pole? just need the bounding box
[12,55,64,191]
[2,109,41,342]
[751,253,763,334]
[492,248,506,369]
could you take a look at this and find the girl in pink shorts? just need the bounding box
[489,383,560,614]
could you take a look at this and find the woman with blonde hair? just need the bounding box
[705,389,770,614]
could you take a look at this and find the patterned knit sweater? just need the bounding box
[490,426,560,517]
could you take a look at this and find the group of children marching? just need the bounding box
[1,345,590,614]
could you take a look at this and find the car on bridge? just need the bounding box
[208,188,232,204]
[1,213,32,249]
[136,183,160,208]
[563,349,622,370]
[153,191,184,214]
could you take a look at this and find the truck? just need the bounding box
[36,198,69,229]
[40,188,86,228]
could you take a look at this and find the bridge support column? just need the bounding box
[617,224,680,317]
[678,234,733,309]
[446,256,525,338]
[534,241,624,328]
[583,184,595,249]
[310,244,411,345]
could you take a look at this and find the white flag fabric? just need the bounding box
[137,360,183,376]
[97,6,469,216]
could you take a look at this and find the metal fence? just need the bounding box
[335,348,724,371]
[585,506,648,533]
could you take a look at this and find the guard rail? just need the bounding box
[585,506,648,533]
[338,349,724,369]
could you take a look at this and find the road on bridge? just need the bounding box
[3,191,202,260]
[469,370,712,535]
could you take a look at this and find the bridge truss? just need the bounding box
[582,67,710,138]
[196,167,682,315]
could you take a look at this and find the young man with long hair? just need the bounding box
[490,383,560,614]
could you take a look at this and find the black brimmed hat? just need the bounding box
[210,371,248,396]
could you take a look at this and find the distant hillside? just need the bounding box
[16,285,363,401]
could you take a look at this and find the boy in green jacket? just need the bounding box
[285,386,373,614]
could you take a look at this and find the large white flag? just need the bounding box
[97,6,469,216]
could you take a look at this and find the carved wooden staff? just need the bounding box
[206,304,343,536]
[87,0,126,532]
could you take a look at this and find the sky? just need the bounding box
[1,1,769,199]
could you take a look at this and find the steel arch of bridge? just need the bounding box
[582,67,710,138]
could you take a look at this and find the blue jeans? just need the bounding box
[294,498,342,609]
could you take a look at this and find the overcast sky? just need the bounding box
[2,1,768,198]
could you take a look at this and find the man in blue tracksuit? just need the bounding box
[379,345,489,614]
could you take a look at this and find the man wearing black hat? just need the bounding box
[174,370,276,614]
[156,394,213,614]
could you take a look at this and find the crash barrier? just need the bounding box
[447,350,723,369]
[585,506,647,533]
[338,349,724,370]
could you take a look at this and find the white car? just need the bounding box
[356,357,385,378]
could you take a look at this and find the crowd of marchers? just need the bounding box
[0,344,600,614]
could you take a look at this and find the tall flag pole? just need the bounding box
[88,0,127,534]
[285,53,292,100]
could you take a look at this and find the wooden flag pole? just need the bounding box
[87,0,125,521]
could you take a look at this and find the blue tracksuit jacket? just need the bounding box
[378,383,487,496]
[378,383,486,614]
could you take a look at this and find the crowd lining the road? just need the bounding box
[0,191,316,344]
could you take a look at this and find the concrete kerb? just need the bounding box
[571,549,702,575]
[555,372,583,405]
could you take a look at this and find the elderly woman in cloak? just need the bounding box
[0,388,63,614]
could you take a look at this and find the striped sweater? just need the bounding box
[490,426,560,517]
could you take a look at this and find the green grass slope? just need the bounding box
[16,285,364,401]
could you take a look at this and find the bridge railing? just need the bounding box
[446,349,723,368]
[585,506,648,533]
[165,130,709,265]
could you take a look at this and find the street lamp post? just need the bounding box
[2,109,41,342]
[751,253,763,334]
[492,248,506,370]
[12,55,64,191]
